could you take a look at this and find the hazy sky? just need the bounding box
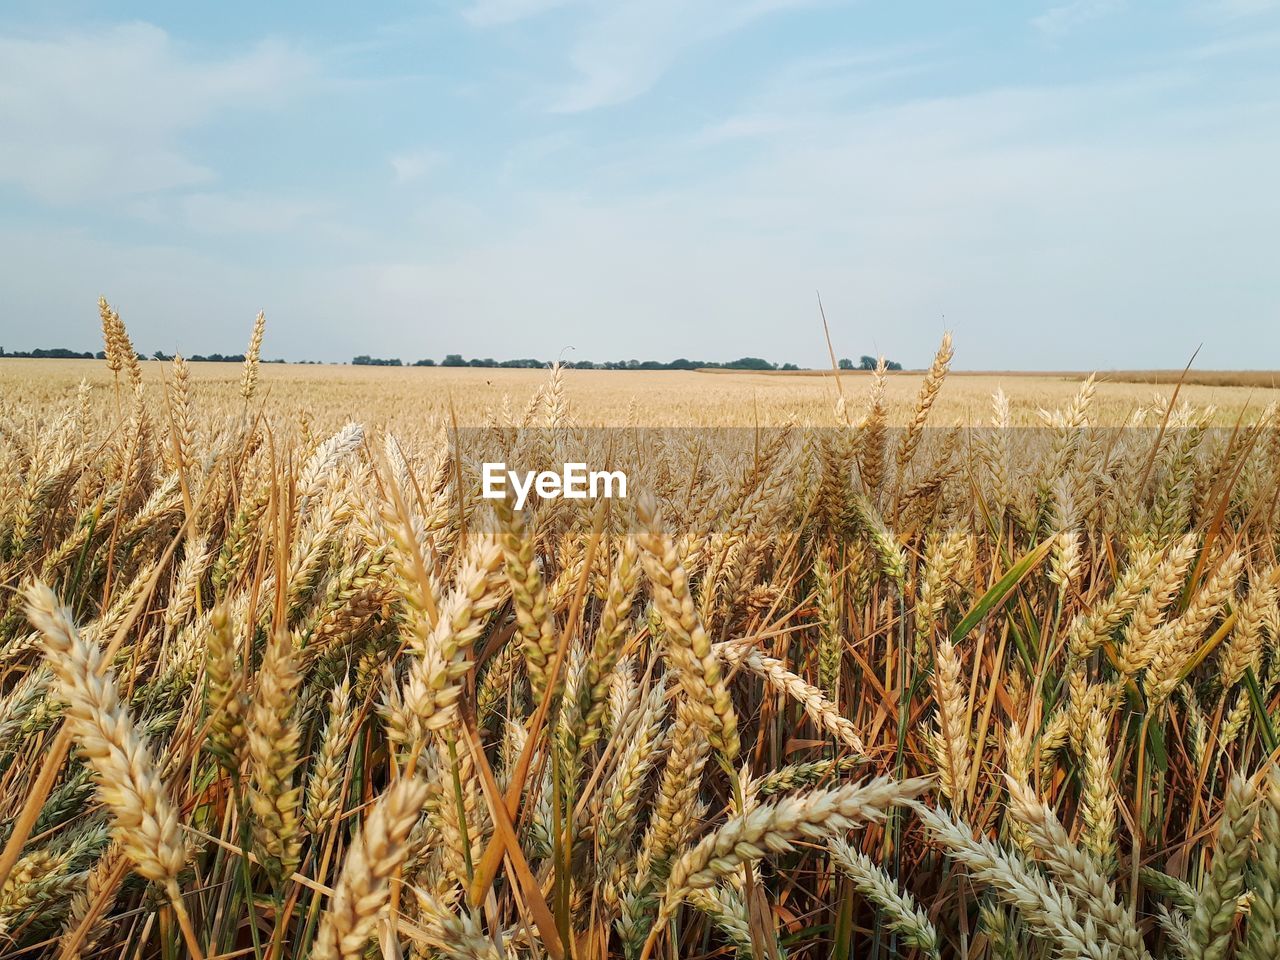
[1,1,1278,369]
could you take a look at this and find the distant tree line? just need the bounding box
[381,354,807,371]
[0,346,98,359]
[378,354,906,371]
[180,353,286,363]
[839,355,903,371]
[0,345,289,362]
[1,345,898,372]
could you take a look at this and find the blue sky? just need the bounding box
[1,1,1278,368]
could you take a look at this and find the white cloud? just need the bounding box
[323,77,1280,368]
[561,1,811,112]
[463,0,581,27]
[0,225,270,355]
[389,148,445,184]
[465,0,821,112]
[8,67,1278,369]
[1198,0,1280,16]
[118,192,334,239]
[3,10,1278,370]
[695,43,941,143]
[1190,28,1280,58]
[1032,0,1125,36]
[178,193,329,235]
[0,22,314,204]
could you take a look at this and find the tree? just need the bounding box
[413,358,436,367]
[859,355,877,370]
[781,362,799,371]
[886,360,903,371]
[442,354,466,367]
[10,347,95,359]
[838,358,854,370]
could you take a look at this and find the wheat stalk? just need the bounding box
[240,310,266,401]
[313,777,429,960]
[662,776,929,915]
[637,494,740,760]
[23,581,201,957]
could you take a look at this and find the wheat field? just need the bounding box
[1,307,1280,960]
[4,357,1276,429]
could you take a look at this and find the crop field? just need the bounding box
[2,311,1280,960]
[3,357,1278,428]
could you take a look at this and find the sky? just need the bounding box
[1,1,1278,369]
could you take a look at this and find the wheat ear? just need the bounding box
[814,551,843,698]
[1005,777,1149,960]
[1189,774,1258,960]
[897,330,953,472]
[1244,773,1280,960]
[637,698,711,881]
[240,310,266,401]
[913,800,1115,960]
[579,537,641,751]
[412,889,506,960]
[247,629,304,886]
[1079,705,1117,869]
[636,494,740,760]
[828,837,941,958]
[494,495,559,701]
[718,641,865,754]
[23,581,200,956]
[662,776,929,916]
[304,679,356,836]
[927,639,970,813]
[313,777,429,960]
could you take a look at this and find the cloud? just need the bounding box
[548,3,688,111]
[0,224,270,355]
[178,193,330,235]
[1032,0,1125,36]
[566,2,813,112]
[321,75,1280,368]
[466,0,820,112]
[0,22,314,204]
[1190,28,1280,58]
[3,8,1278,370]
[695,43,942,143]
[8,62,1278,369]
[462,0,581,27]
[1198,0,1280,16]
[389,148,445,184]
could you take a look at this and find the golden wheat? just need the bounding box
[0,305,1277,958]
